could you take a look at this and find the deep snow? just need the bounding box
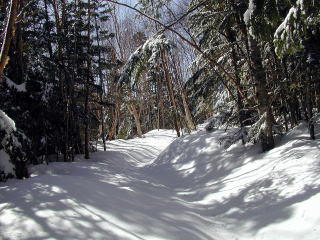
[1,125,320,240]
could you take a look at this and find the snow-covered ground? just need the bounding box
[1,125,320,240]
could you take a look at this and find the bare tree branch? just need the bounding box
[16,0,37,23]
[105,0,245,100]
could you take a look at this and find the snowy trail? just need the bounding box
[0,130,227,240]
[1,126,320,240]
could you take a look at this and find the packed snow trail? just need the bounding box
[1,125,320,240]
[0,130,227,240]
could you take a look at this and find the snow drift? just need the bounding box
[146,123,320,239]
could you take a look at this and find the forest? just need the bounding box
[1,0,320,239]
[0,0,319,182]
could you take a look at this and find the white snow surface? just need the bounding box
[1,125,320,240]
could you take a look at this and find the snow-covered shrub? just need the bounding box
[0,110,29,180]
[247,113,284,145]
[247,113,267,143]
[0,150,14,181]
[3,77,27,92]
[205,112,230,132]
[310,113,320,125]
[204,85,235,132]
[0,110,16,136]
[218,128,248,149]
[0,110,16,178]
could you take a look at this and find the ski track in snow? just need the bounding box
[1,126,320,240]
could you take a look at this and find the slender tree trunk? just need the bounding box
[230,43,247,144]
[84,0,91,159]
[230,44,246,128]
[51,0,70,160]
[107,84,120,140]
[16,0,24,82]
[221,20,247,129]
[44,0,53,58]
[100,93,106,150]
[181,91,195,131]
[0,0,18,80]
[248,35,274,151]
[306,68,315,140]
[316,78,320,112]
[108,104,119,140]
[59,0,71,161]
[70,0,83,158]
[84,74,90,160]
[270,45,289,132]
[107,49,120,140]
[171,52,195,131]
[8,2,24,84]
[160,48,181,137]
[282,58,301,127]
[127,104,143,137]
[94,9,106,151]
[157,71,165,129]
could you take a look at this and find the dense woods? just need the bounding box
[0,0,319,180]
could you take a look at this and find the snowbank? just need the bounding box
[146,123,320,239]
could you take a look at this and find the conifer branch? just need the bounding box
[105,0,245,101]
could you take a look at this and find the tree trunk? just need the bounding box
[248,35,274,151]
[108,92,119,140]
[44,0,54,58]
[8,7,24,84]
[157,72,165,129]
[160,48,181,137]
[316,77,320,112]
[230,44,246,128]
[107,49,120,141]
[127,104,143,137]
[306,68,315,140]
[181,91,195,131]
[84,0,91,159]
[170,52,195,132]
[62,0,69,162]
[0,0,18,80]
[51,0,71,161]
[94,8,106,151]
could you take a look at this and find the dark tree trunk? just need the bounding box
[0,0,18,80]
[248,35,274,151]
[84,0,91,159]
[306,67,315,140]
